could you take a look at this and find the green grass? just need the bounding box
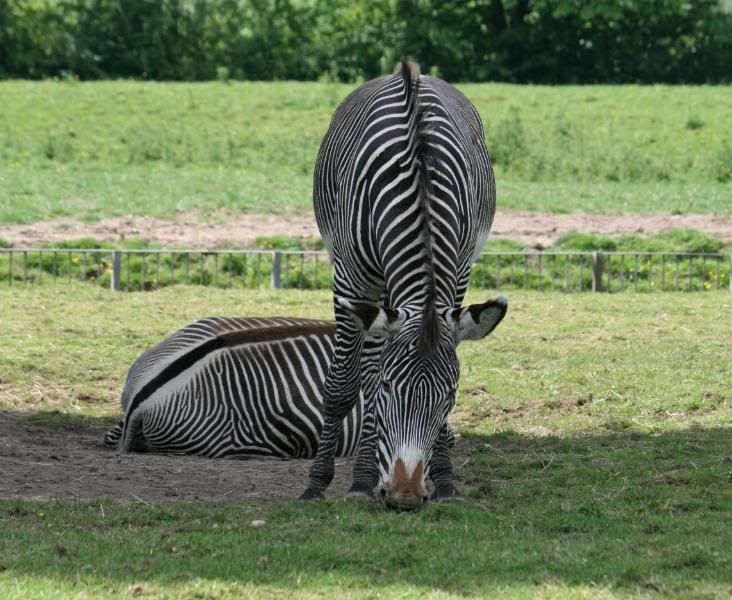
[3,481,731,599]
[0,164,313,222]
[1,287,731,598]
[0,81,730,224]
[0,287,729,422]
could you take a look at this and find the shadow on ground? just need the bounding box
[2,409,731,596]
[0,410,354,502]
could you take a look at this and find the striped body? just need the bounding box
[315,70,494,301]
[304,62,501,508]
[109,317,363,459]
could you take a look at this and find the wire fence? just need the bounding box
[0,248,730,293]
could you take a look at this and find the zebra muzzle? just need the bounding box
[381,458,429,511]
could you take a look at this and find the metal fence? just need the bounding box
[0,248,730,293]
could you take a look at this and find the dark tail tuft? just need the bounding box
[103,421,123,448]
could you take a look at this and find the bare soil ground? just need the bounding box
[1,211,730,248]
[0,411,356,503]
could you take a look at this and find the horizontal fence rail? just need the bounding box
[0,248,730,293]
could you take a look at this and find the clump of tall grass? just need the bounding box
[554,229,724,254]
[41,130,76,162]
[489,107,529,173]
[716,141,732,183]
[685,115,705,130]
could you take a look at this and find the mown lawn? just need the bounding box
[0,287,730,598]
[0,81,730,223]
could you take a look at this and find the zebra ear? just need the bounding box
[449,296,508,344]
[337,298,405,338]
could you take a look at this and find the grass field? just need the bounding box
[1,287,731,598]
[1,81,730,223]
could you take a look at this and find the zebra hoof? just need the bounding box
[299,487,324,501]
[345,485,375,502]
[430,485,465,504]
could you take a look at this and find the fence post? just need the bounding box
[592,251,604,293]
[111,251,122,291]
[271,251,282,289]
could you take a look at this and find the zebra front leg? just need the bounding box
[347,399,378,499]
[346,335,383,500]
[427,282,470,502]
[301,319,364,500]
[429,424,464,503]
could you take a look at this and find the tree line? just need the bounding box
[1,0,730,83]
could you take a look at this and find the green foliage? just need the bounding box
[0,228,727,293]
[553,230,724,254]
[554,232,618,252]
[1,0,731,83]
[0,241,335,291]
[472,251,729,292]
[470,230,730,292]
[617,229,723,254]
[484,238,526,252]
[253,235,324,251]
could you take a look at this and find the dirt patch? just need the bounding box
[0,411,355,503]
[0,213,321,249]
[1,211,729,249]
[493,211,732,249]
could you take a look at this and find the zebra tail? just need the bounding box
[399,59,440,354]
[103,421,123,448]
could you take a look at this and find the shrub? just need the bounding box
[553,232,618,252]
[2,0,730,83]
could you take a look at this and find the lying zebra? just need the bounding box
[106,317,355,456]
[105,316,459,499]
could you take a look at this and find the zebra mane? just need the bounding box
[400,59,440,354]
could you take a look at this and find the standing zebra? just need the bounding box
[302,61,507,509]
[110,317,365,459]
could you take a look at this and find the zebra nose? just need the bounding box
[381,458,429,511]
[383,488,429,511]
[387,492,429,510]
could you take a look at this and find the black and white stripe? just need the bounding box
[304,61,505,507]
[110,317,363,459]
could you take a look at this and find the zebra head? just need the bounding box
[339,296,508,510]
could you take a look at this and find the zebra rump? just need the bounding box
[105,317,364,459]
